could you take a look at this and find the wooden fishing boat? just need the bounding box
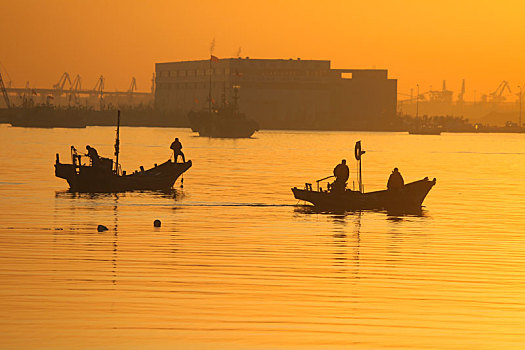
[54,111,191,192]
[188,59,258,138]
[55,155,191,192]
[292,141,436,211]
[292,177,436,211]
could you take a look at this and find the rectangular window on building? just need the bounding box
[342,73,353,79]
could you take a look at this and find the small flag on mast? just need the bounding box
[210,55,219,63]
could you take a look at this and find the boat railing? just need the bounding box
[316,175,334,192]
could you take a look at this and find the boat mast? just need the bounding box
[208,56,212,114]
[354,141,366,193]
[114,110,120,174]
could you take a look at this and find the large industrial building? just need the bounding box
[155,58,397,130]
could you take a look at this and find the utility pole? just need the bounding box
[519,85,522,128]
[416,84,419,118]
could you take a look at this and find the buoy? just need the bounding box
[97,225,108,232]
[153,219,161,227]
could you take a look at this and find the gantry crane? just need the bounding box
[92,75,104,98]
[489,80,512,103]
[0,71,11,108]
[127,77,137,93]
[69,75,82,105]
[53,72,72,97]
[457,79,465,103]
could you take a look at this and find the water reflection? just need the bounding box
[294,204,427,218]
[329,211,361,277]
[54,188,184,200]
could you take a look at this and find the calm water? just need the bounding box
[1,125,525,349]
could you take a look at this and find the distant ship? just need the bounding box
[8,106,89,128]
[408,126,442,135]
[188,86,259,138]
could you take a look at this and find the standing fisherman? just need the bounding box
[170,138,185,163]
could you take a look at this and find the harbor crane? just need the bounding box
[0,71,11,108]
[488,80,511,103]
[53,72,72,97]
[127,77,137,93]
[92,75,105,109]
[127,77,137,102]
[457,79,465,103]
[428,80,453,102]
[92,75,104,97]
[69,75,82,105]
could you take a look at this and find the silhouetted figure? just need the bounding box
[170,138,185,163]
[86,145,100,167]
[331,159,349,192]
[387,167,405,190]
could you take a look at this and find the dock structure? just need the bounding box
[155,57,397,130]
[1,73,152,109]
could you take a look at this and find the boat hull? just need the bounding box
[188,110,259,138]
[9,107,88,128]
[55,160,192,192]
[292,178,436,211]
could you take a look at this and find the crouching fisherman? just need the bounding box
[85,145,100,167]
[331,159,349,193]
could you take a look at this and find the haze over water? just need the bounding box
[1,125,525,349]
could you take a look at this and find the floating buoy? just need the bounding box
[97,225,108,232]
[153,219,161,227]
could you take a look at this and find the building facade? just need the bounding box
[155,58,397,130]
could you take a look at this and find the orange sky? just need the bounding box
[1,0,524,100]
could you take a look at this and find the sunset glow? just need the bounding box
[2,0,525,99]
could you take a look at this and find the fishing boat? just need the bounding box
[408,126,442,135]
[54,111,192,192]
[9,106,88,128]
[188,86,258,138]
[187,56,258,138]
[292,178,436,211]
[292,141,436,211]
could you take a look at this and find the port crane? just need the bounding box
[92,75,104,98]
[68,75,82,105]
[127,77,137,94]
[0,71,11,108]
[457,79,465,103]
[53,72,72,97]
[428,80,453,102]
[487,80,511,103]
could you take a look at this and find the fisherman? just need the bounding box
[170,138,185,163]
[387,167,405,190]
[85,145,100,167]
[331,159,349,192]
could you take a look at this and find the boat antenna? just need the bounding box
[208,56,212,114]
[114,110,120,174]
[354,141,366,193]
